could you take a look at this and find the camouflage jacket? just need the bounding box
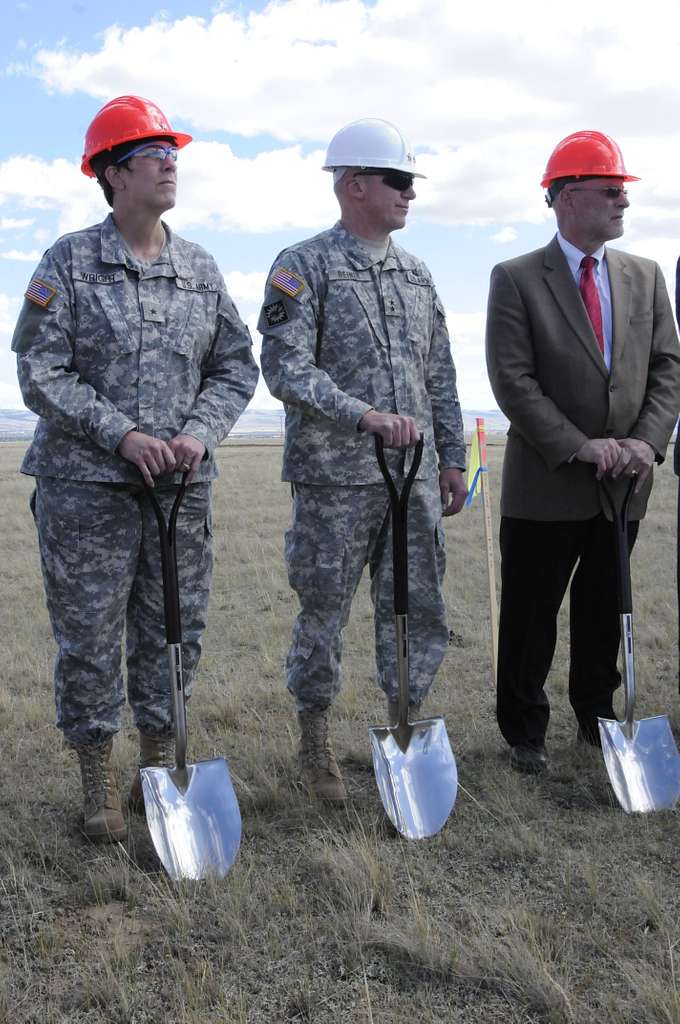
[258,222,465,484]
[12,214,258,482]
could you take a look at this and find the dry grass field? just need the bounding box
[2,438,680,1024]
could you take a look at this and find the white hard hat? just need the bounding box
[322,118,426,178]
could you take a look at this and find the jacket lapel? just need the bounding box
[543,237,609,380]
[604,248,631,370]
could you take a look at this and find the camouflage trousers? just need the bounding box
[31,478,212,745]
[285,479,448,711]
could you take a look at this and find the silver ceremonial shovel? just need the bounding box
[369,435,458,839]
[598,477,680,813]
[141,475,241,879]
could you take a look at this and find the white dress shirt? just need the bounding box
[557,231,612,372]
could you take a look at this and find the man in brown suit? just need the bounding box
[485,130,680,774]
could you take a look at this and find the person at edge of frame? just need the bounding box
[257,118,467,803]
[675,258,680,690]
[485,129,680,775]
[10,95,258,842]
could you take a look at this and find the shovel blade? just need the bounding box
[141,758,241,880]
[598,715,680,813]
[369,716,457,839]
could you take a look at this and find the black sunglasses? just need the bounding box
[353,169,415,192]
[566,186,628,199]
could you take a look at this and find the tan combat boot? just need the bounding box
[128,732,175,814]
[74,738,127,843]
[387,699,422,726]
[297,708,347,802]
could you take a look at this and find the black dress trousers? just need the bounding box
[497,513,639,748]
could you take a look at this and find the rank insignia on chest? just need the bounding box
[263,300,289,327]
[271,267,305,298]
[25,277,57,308]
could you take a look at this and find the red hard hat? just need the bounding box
[81,95,192,177]
[540,130,639,188]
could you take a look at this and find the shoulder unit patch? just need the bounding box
[25,277,57,308]
[271,266,305,298]
[263,300,289,327]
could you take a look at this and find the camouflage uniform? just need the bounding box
[31,478,212,745]
[12,214,258,744]
[258,221,465,710]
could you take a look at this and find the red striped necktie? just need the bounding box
[579,255,604,356]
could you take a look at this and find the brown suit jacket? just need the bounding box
[485,236,680,520]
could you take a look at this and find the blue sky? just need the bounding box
[2,0,679,413]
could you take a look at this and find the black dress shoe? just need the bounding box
[510,744,548,775]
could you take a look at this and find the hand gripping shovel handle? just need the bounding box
[144,474,189,771]
[375,435,424,728]
[600,475,637,730]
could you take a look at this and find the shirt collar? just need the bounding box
[99,214,190,276]
[100,213,130,266]
[556,231,606,276]
[332,220,395,269]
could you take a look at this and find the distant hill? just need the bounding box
[0,406,508,442]
[0,407,287,442]
[0,409,39,441]
[462,409,508,433]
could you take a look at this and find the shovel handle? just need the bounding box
[375,435,424,615]
[143,474,189,645]
[143,474,190,770]
[600,475,637,732]
[600,476,636,615]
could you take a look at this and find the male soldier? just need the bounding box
[259,118,466,802]
[485,130,680,774]
[675,260,680,687]
[12,95,258,841]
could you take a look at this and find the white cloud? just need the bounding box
[0,155,107,236]
[618,236,679,305]
[0,248,42,261]
[28,0,680,150]
[223,270,267,306]
[8,0,680,418]
[491,227,518,244]
[446,310,495,409]
[0,137,568,239]
[0,380,24,408]
[245,309,283,411]
[414,137,548,228]
[0,293,23,409]
[172,142,336,233]
[0,293,21,334]
[0,141,544,238]
[0,217,34,230]
[250,373,282,412]
[23,6,523,143]
[21,1,680,236]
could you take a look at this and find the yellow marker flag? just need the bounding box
[464,417,498,684]
[465,420,485,506]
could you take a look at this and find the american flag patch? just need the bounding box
[271,267,305,298]
[25,277,57,308]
